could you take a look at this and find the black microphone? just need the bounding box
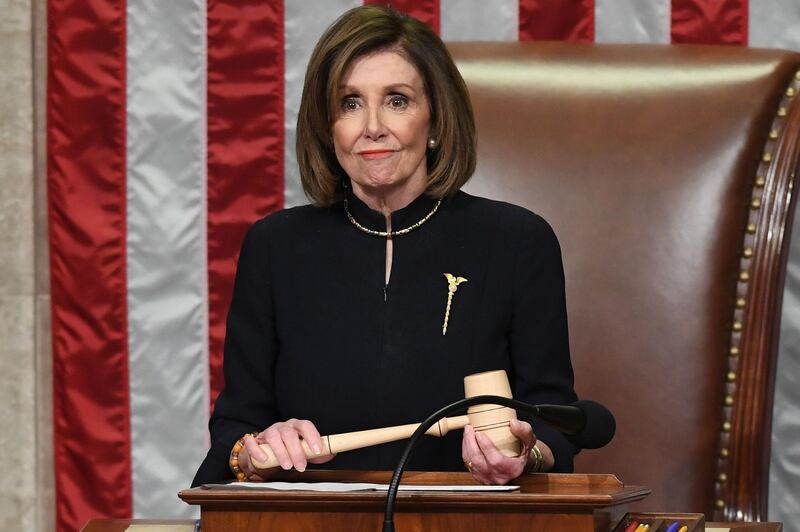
[533,400,616,449]
[382,395,615,532]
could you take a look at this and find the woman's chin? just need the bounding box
[350,171,427,208]
[356,175,404,191]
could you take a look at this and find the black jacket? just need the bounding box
[193,190,577,486]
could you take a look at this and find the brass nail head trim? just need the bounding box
[732,321,742,332]
[723,421,731,432]
[788,87,797,98]
[736,298,746,309]
[751,197,762,209]
[719,472,728,482]
[769,129,778,140]
[725,395,734,406]
[747,223,756,234]
[716,499,725,509]
[729,346,740,356]
[720,447,729,458]
[727,371,737,382]
[762,153,772,163]
[778,107,787,117]
[755,175,766,187]
[743,247,753,258]
[740,271,750,282]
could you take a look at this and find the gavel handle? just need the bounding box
[249,415,470,470]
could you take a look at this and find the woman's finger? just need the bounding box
[474,430,526,484]
[462,425,493,483]
[509,419,536,452]
[462,425,485,467]
[262,426,294,470]
[307,453,336,464]
[474,430,510,469]
[291,419,326,456]
[243,433,267,465]
[277,423,309,472]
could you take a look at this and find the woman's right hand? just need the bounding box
[239,419,335,479]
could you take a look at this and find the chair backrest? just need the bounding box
[449,41,800,521]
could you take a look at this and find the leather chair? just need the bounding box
[449,42,800,521]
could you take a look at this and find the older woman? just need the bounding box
[193,5,577,487]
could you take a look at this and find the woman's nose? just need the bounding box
[363,107,386,140]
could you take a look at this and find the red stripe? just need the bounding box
[519,0,595,42]
[207,0,285,408]
[671,0,748,45]
[364,0,441,34]
[47,1,131,530]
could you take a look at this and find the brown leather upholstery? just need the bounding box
[449,42,800,521]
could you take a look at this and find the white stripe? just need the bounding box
[594,0,670,44]
[749,0,800,50]
[441,0,518,42]
[126,0,207,519]
[773,275,800,531]
[284,0,360,208]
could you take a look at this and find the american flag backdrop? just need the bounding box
[47,1,800,531]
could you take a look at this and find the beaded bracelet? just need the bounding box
[229,433,259,481]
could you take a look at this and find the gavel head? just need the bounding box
[463,370,522,457]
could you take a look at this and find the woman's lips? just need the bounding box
[358,149,396,160]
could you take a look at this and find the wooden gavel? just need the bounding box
[250,370,522,470]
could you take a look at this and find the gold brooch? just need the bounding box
[442,273,468,335]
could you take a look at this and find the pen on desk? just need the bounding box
[624,520,639,532]
[678,526,688,532]
[664,522,680,532]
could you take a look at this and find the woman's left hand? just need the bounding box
[461,418,542,485]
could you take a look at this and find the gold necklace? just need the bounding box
[343,197,442,237]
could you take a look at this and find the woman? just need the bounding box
[193,5,577,487]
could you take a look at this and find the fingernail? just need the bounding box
[281,461,292,470]
[251,441,267,462]
[510,419,519,427]
[297,463,306,473]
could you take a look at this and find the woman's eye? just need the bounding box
[388,95,408,109]
[340,97,360,112]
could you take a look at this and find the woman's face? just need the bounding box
[332,50,431,198]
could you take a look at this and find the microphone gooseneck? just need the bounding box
[381,395,615,532]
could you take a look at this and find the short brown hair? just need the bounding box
[297,5,476,207]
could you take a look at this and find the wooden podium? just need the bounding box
[179,470,650,532]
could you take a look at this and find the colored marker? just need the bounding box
[623,521,639,532]
[665,523,680,532]
[678,526,688,532]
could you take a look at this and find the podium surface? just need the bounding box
[179,470,650,532]
[81,520,785,532]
